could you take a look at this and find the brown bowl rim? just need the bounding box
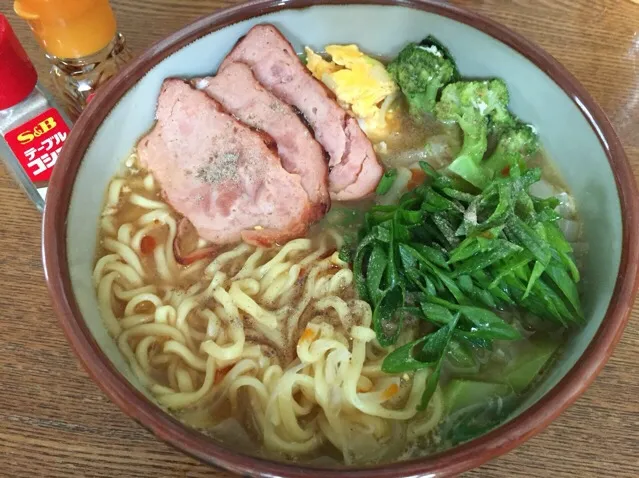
[42,0,639,476]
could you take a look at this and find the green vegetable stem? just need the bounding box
[349,160,582,408]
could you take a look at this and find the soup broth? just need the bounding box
[93,31,585,466]
[94,109,580,464]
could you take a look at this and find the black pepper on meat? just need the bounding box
[269,101,286,113]
[195,152,240,184]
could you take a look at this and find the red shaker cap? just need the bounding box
[0,13,38,110]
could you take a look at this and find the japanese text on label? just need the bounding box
[3,108,70,184]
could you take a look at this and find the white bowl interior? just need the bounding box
[66,3,621,448]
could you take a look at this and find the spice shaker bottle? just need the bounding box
[0,13,71,212]
[13,0,132,120]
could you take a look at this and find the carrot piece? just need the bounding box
[140,235,156,255]
[381,383,400,401]
[407,168,427,190]
[298,328,317,345]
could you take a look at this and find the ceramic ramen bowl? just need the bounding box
[42,0,639,476]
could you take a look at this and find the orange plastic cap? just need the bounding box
[14,0,116,59]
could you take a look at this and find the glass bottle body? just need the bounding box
[48,32,132,120]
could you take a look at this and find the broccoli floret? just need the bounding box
[419,35,459,71]
[480,79,515,133]
[484,123,540,178]
[387,35,459,117]
[434,79,513,189]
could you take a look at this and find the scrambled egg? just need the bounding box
[304,44,398,134]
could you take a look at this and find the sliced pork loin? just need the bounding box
[193,62,329,220]
[137,78,315,247]
[220,24,383,201]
